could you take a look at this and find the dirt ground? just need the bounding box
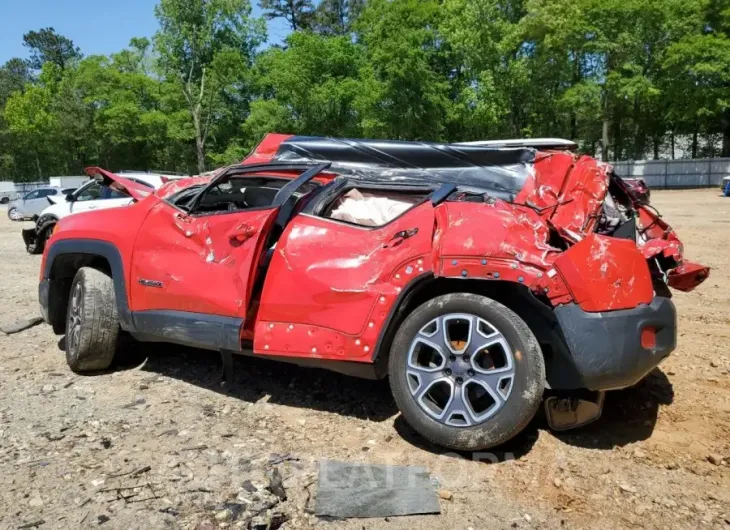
[0,189,728,530]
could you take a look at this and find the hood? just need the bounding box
[84,166,151,201]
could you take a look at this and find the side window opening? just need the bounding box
[185,176,320,215]
[323,187,430,227]
[75,181,103,202]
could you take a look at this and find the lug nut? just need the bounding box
[467,370,475,377]
[449,355,456,362]
[456,377,463,385]
[444,368,452,376]
[463,355,470,362]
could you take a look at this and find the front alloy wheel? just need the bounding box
[8,207,22,221]
[389,293,545,451]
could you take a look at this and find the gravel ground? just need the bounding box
[0,189,728,530]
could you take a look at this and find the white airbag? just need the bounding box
[329,189,419,226]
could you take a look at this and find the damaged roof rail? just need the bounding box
[453,138,578,151]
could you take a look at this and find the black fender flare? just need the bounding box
[44,239,135,332]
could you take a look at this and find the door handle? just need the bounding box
[174,212,190,223]
[384,228,418,248]
[227,223,255,242]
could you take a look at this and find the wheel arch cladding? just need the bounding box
[44,239,134,332]
[372,276,569,378]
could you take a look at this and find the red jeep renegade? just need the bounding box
[37,134,709,451]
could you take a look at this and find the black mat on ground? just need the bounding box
[315,460,440,518]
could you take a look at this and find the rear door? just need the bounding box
[254,185,436,361]
[27,189,55,216]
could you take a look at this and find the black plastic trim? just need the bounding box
[44,239,135,331]
[430,183,457,206]
[243,348,381,380]
[132,310,243,352]
[371,273,435,364]
[553,297,676,390]
[272,162,331,207]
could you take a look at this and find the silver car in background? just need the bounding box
[6,187,75,221]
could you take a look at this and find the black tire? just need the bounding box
[65,267,120,372]
[26,218,56,255]
[0,197,8,204]
[388,293,545,451]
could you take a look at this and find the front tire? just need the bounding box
[389,293,545,451]
[65,267,120,372]
[7,207,22,221]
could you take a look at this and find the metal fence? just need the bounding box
[1,181,49,201]
[611,158,730,189]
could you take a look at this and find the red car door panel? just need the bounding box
[254,202,435,361]
[130,200,276,318]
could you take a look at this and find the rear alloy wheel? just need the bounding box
[65,267,120,372]
[7,207,22,221]
[389,293,545,451]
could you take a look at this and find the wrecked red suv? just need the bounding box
[38,134,709,451]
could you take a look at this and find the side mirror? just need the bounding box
[66,193,75,202]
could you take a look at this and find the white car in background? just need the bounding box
[22,170,185,254]
[7,187,79,220]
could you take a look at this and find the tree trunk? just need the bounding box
[692,122,698,158]
[191,109,206,174]
[196,138,206,174]
[653,137,659,160]
[671,130,675,160]
[570,113,577,141]
[722,109,730,157]
[35,152,42,178]
[602,119,610,161]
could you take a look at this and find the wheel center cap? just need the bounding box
[449,359,469,377]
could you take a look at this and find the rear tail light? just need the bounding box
[160,176,170,184]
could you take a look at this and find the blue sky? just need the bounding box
[0,0,290,64]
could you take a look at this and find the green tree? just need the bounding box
[246,32,363,138]
[3,66,60,178]
[22,27,82,71]
[259,0,314,31]
[311,0,365,35]
[154,0,266,172]
[354,0,451,140]
[0,59,32,106]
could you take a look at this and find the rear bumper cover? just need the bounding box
[553,296,676,391]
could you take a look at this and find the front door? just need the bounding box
[129,163,330,322]
[130,200,277,318]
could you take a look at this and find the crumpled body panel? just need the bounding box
[552,235,654,312]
